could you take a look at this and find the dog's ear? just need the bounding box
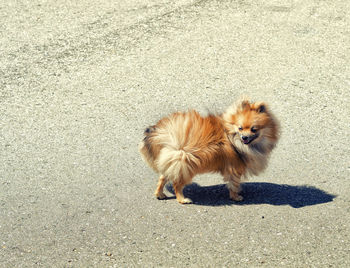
[255,102,267,113]
[223,97,251,121]
[240,100,250,110]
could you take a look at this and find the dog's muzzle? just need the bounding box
[241,134,258,144]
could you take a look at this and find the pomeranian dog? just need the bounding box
[139,98,279,204]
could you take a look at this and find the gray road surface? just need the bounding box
[1,0,350,267]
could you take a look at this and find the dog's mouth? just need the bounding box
[241,134,258,145]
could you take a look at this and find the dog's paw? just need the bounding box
[178,197,193,204]
[155,192,167,200]
[230,193,244,202]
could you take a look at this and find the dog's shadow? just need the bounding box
[166,182,336,208]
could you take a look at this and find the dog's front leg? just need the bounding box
[226,175,243,201]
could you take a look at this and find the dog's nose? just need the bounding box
[242,136,248,141]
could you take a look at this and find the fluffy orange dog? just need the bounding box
[139,99,279,204]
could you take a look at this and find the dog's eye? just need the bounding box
[251,127,258,133]
[238,126,243,131]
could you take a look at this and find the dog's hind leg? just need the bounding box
[173,178,192,204]
[155,175,168,200]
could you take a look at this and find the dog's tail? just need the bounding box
[140,119,200,182]
[156,146,199,182]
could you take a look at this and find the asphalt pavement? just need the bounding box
[1,0,349,267]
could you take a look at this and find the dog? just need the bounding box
[139,98,280,204]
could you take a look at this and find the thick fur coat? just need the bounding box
[139,99,279,204]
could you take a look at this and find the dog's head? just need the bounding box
[223,99,279,147]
